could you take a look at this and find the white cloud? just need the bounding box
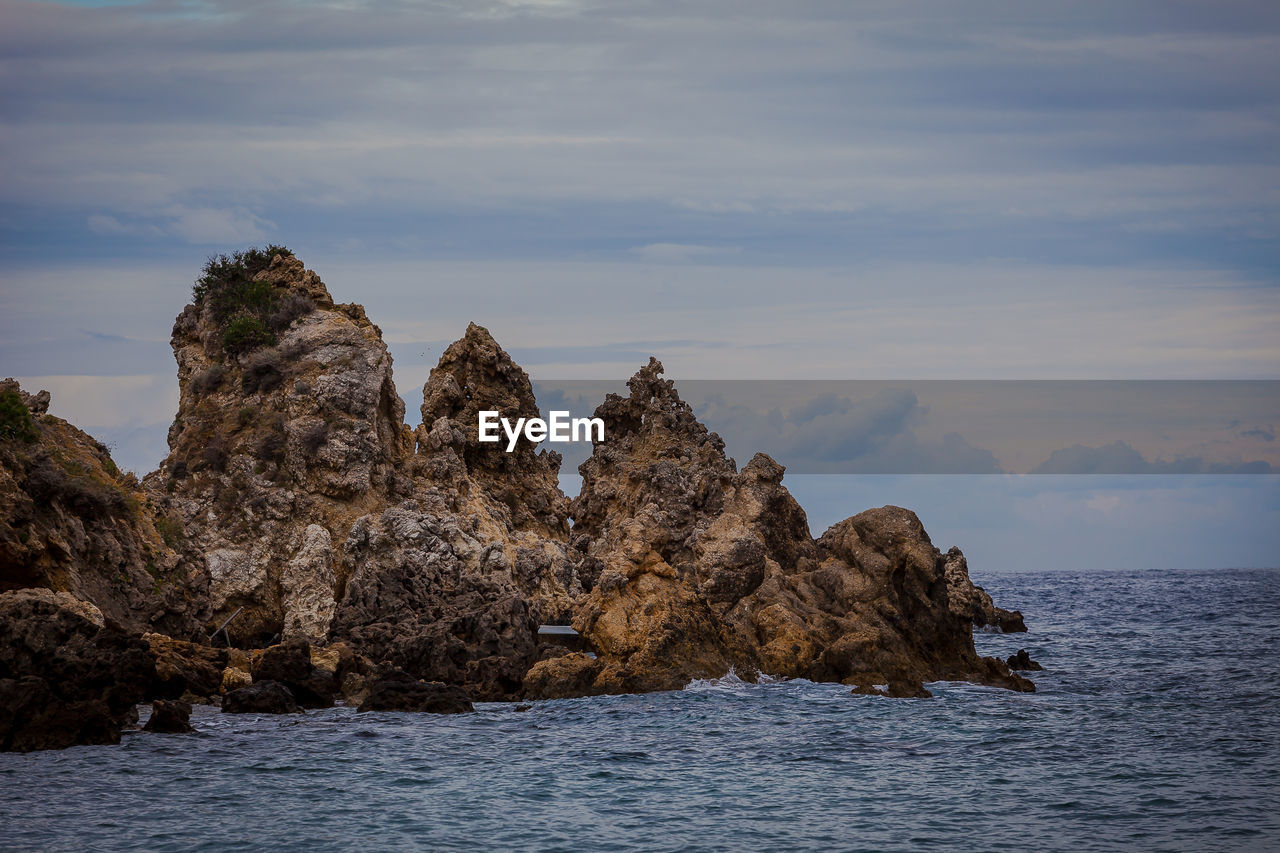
[1086,494,1121,513]
[163,206,273,245]
[86,214,162,237]
[13,374,177,430]
[629,243,742,263]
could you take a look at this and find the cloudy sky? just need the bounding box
[1,0,1277,571]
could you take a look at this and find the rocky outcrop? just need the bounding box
[250,639,339,708]
[147,249,411,646]
[331,324,582,699]
[528,360,1033,698]
[146,632,228,701]
[332,503,541,700]
[222,680,301,714]
[5,249,1037,733]
[0,589,155,751]
[1007,649,1044,671]
[146,252,579,701]
[0,379,203,637]
[143,699,194,733]
[523,652,603,700]
[943,547,1027,633]
[356,667,474,713]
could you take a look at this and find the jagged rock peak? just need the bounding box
[161,247,408,498]
[589,357,731,468]
[531,362,1034,699]
[943,546,1027,633]
[414,321,569,537]
[570,359,740,583]
[419,321,544,461]
[151,248,410,645]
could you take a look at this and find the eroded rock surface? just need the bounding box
[222,680,300,714]
[356,666,474,713]
[331,324,581,700]
[0,589,155,751]
[146,632,228,701]
[147,250,411,646]
[250,639,338,708]
[143,699,194,733]
[147,255,578,701]
[0,379,203,637]
[943,547,1027,633]
[528,360,1033,698]
[4,250,1036,737]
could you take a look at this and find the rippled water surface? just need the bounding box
[2,569,1278,852]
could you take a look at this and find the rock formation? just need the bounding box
[143,699,194,733]
[222,680,301,714]
[526,359,1032,697]
[943,547,1027,633]
[2,248,1039,751]
[250,639,340,708]
[356,666,474,713]
[330,323,581,700]
[139,251,583,701]
[0,589,155,751]
[0,379,203,637]
[147,248,412,647]
[146,632,228,701]
[1007,649,1044,671]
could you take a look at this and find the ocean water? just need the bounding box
[2,569,1278,852]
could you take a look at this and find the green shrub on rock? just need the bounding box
[0,390,38,442]
[222,315,273,355]
[193,245,314,358]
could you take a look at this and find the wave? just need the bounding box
[682,668,788,692]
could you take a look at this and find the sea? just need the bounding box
[2,569,1277,852]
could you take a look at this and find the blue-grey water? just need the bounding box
[2,569,1278,852]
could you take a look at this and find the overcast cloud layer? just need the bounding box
[1,0,1277,569]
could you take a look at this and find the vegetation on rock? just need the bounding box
[192,246,314,356]
[0,390,38,443]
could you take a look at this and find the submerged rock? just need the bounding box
[222,680,301,714]
[0,589,155,752]
[851,680,934,699]
[1006,649,1044,671]
[143,699,194,733]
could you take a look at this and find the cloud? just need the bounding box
[86,206,273,244]
[87,214,163,237]
[689,388,1004,474]
[2,0,1277,269]
[13,374,177,430]
[629,243,742,263]
[1030,440,1273,475]
[163,206,274,245]
[1085,494,1121,513]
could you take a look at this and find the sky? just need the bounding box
[1,0,1278,570]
